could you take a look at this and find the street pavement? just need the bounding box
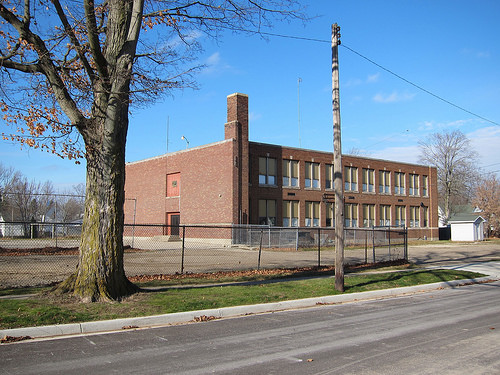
[1,280,499,374]
[1,242,500,340]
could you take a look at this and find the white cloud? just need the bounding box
[249,112,261,122]
[206,51,221,66]
[201,51,233,75]
[369,126,500,176]
[461,48,490,59]
[373,91,416,103]
[344,73,380,88]
[166,29,204,50]
[366,73,380,83]
[344,78,363,88]
[370,145,421,164]
[467,126,500,173]
[417,119,476,132]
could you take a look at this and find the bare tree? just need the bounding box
[57,184,85,222]
[418,130,480,224]
[0,163,15,221]
[0,162,14,206]
[0,1,306,301]
[473,174,500,237]
[4,173,54,235]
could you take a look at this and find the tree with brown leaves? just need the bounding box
[0,0,306,301]
[473,175,500,237]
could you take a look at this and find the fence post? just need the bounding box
[268,226,271,249]
[181,225,186,274]
[372,226,376,263]
[258,229,263,270]
[364,230,367,264]
[404,227,408,260]
[388,227,391,260]
[317,227,321,267]
[295,227,299,251]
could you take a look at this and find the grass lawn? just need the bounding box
[0,266,486,330]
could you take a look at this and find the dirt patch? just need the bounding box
[128,259,410,283]
[0,245,136,256]
[0,246,79,256]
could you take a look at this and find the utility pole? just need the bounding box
[332,23,345,292]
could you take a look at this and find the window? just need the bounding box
[166,173,180,197]
[409,206,420,227]
[394,172,405,195]
[363,204,375,227]
[258,199,276,225]
[283,160,299,187]
[395,205,406,227]
[422,175,429,197]
[259,157,277,185]
[362,168,375,193]
[305,162,320,188]
[283,200,299,227]
[379,205,391,226]
[305,201,320,227]
[344,203,358,227]
[379,170,390,194]
[326,202,335,227]
[422,206,429,227]
[345,166,358,192]
[325,164,334,190]
[409,174,419,196]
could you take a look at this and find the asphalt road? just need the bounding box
[2,280,499,374]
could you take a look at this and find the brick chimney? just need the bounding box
[225,93,248,143]
[224,93,249,224]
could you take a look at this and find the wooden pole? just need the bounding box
[332,23,345,292]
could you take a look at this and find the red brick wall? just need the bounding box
[247,143,439,239]
[125,140,236,225]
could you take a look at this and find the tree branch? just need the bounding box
[0,2,87,128]
[51,0,97,84]
[84,0,109,81]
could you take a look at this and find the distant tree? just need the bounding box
[345,147,365,156]
[0,163,14,221]
[473,175,500,237]
[58,184,85,222]
[0,1,306,301]
[0,162,14,205]
[4,173,54,235]
[418,130,480,224]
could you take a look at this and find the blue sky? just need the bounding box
[1,0,499,190]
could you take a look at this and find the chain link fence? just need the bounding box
[1,222,407,288]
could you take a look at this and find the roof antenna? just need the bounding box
[298,77,302,148]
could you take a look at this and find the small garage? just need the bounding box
[448,213,486,242]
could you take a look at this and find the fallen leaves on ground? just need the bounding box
[1,335,32,343]
[128,260,409,283]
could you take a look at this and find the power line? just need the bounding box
[233,28,499,127]
[340,44,499,127]
[482,162,500,168]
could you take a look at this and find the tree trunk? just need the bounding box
[58,112,138,302]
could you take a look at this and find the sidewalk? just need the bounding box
[2,261,499,341]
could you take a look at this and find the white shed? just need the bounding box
[448,213,486,242]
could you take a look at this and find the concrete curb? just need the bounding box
[1,276,497,341]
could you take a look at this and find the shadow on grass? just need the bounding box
[138,260,412,293]
[345,269,486,292]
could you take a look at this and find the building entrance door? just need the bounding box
[166,212,180,236]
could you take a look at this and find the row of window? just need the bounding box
[259,199,429,228]
[260,157,429,197]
